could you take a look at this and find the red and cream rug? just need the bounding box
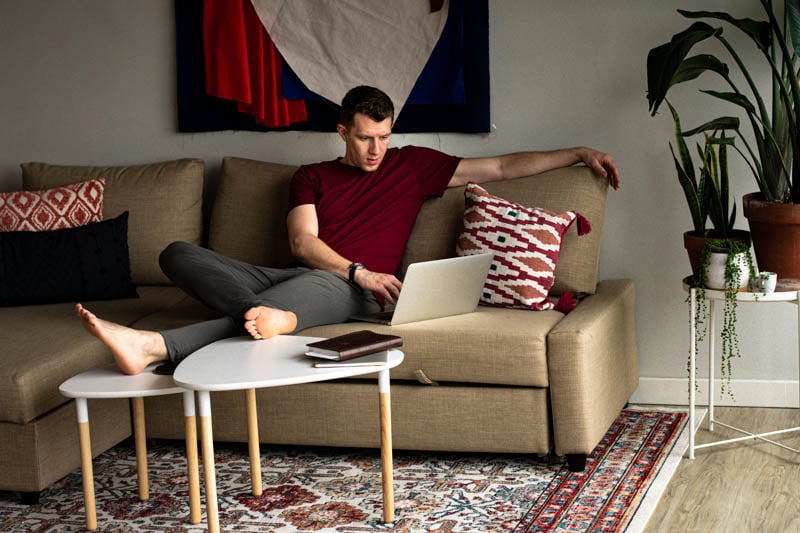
[0,409,687,532]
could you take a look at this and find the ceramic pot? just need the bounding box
[683,230,751,276]
[743,192,800,281]
[705,251,751,290]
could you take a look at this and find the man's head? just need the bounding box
[337,86,395,172]
[339,85,394,128]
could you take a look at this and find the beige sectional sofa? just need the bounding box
[0,156,638,501]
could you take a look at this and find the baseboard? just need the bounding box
[630,377,800,408]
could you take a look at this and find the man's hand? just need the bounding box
[577,148,620,190]
[354,269,402,304]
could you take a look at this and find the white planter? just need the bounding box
[705,251,751,290]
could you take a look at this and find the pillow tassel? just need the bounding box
[554,290,578,314]
[576,213,591,236]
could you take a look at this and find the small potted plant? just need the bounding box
[690,238,757,397]
[666,101,750,275]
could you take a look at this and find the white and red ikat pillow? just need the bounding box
[456,182,591,310]
[0,178,105,232]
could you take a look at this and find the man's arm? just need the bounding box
[287,204,402,303]
[448,147,620,189]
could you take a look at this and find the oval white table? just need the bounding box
[684,277,800,459]
[59,363,201,531]
[173,335,404,533]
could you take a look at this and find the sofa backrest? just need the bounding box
[208,156,296,267]
[210,157,608,295]
[21,159,205,285]
[400,166,608,295]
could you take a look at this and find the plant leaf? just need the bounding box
[785,0,800,56]
[700,89,756,114]
[682,116,740,137]
[678,9,772,51]
[671,54,729,84]
[670,145,706,233]
[668,101,696,181]
[647,22,720,115]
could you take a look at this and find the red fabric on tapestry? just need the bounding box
[203,0,250,102]
[202,0,306,128]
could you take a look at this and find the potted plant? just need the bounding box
[691,238,757,398]
[647,1,800,279]
[667,101,750,274]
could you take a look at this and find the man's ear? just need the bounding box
[336,123,348,141]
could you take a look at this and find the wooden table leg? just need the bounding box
[198,391,220,533]
[76,398,97,531]
[378,370,395,523]
[183,391,201,524]
[245,388,262,496]
[131,397,149,500]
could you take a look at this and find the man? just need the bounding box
[77,86,620,375]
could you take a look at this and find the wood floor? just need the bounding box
[645,407,800,533]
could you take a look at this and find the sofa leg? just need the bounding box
[20,491,40,505]
[566,454,586,472]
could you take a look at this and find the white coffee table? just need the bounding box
[173,335,404,533]
[59,363,201,531]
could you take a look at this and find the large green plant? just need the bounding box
[668,101,737,236]
[647,0,800,203]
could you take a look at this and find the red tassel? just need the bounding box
[554,290,578,314]
[576,213,591,236]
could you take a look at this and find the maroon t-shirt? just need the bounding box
[289,145,461,275]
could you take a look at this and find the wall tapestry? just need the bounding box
[175,0,489,133]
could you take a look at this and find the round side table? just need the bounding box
[59,363,201,531]
[684,277,800,459]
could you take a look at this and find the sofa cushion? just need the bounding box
[0,212,137,307]
[456,183,590,310]
[0,178,104,232]
[0,286,195,424]
[300,305,564,387]
[400,166,608,294]
[21,159,204,285]
[208,156,296,267]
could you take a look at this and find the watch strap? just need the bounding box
[348,262,364,283]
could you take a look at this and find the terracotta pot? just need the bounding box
[743,192,800,281]
[683,229,751,276]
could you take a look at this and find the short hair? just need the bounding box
[339,86,394,128]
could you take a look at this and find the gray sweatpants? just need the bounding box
[157,241,380,363]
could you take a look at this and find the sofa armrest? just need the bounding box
[546,279,638,457]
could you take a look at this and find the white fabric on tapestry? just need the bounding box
[249,0,449,118]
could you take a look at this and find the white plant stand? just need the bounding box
[685,278,800,459]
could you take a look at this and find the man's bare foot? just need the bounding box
[243,306,298,340]
[75,304,168,375]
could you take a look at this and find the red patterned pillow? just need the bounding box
[0,178,105,232]
[456,182,591,310]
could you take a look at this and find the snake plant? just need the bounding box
[668,101,737,237]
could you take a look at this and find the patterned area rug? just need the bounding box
[0,409,687,532]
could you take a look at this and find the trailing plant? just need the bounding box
[668,101,737,237]
[647,0,800,203]
[690,238,757,398]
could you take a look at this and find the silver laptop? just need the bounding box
[351,253,493,326]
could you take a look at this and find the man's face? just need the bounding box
[337,113,392,172]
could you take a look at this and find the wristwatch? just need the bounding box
[348,262,365,283]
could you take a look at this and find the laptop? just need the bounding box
[350,253,493,326]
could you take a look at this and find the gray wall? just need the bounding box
[1,0,796,406]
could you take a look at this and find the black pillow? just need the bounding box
[0,212,138,307]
